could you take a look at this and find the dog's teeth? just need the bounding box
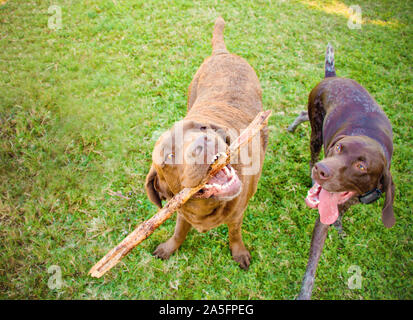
[224,166,230,175]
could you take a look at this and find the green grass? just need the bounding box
[0,0,412,299]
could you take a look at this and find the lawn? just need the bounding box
[0,0,412,299]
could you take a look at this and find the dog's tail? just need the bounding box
[212,17,228,55]
[325,43,336,78]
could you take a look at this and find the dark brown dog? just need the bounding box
[289,44,395,299]
[145,17,267,270]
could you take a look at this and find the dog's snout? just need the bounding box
[187,134,218,162]
[314,162,331,180]
[190,135,206,157]
[192,145,204,158]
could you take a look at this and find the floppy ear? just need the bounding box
[145,165,164,208]
[381,168,395,228]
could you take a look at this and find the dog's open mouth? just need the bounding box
[305,182,356,225]
[194,164,242,200]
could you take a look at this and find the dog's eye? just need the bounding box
[335,144,342,153]
[356,162,367,171]
[166,153,174,160]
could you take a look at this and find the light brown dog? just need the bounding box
[145,17,267,269]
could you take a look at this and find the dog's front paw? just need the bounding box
[153,241,176,260]
[231,246,251,270]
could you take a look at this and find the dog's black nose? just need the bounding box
[314,162,331,180]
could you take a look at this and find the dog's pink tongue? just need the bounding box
[318,188,340,225]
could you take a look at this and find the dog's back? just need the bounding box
[186,18,263,130]
[309,45,393,162]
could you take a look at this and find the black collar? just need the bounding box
[358,188,382,204]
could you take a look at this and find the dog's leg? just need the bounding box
[228,220,251,270]
[332,200,356,238]
[332,214,345,237]
[287,111,309,133]
[297,217,329,300]
[153,213,192,260]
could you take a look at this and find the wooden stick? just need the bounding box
[89,110,271,278]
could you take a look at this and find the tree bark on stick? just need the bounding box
[89,110,271,278]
